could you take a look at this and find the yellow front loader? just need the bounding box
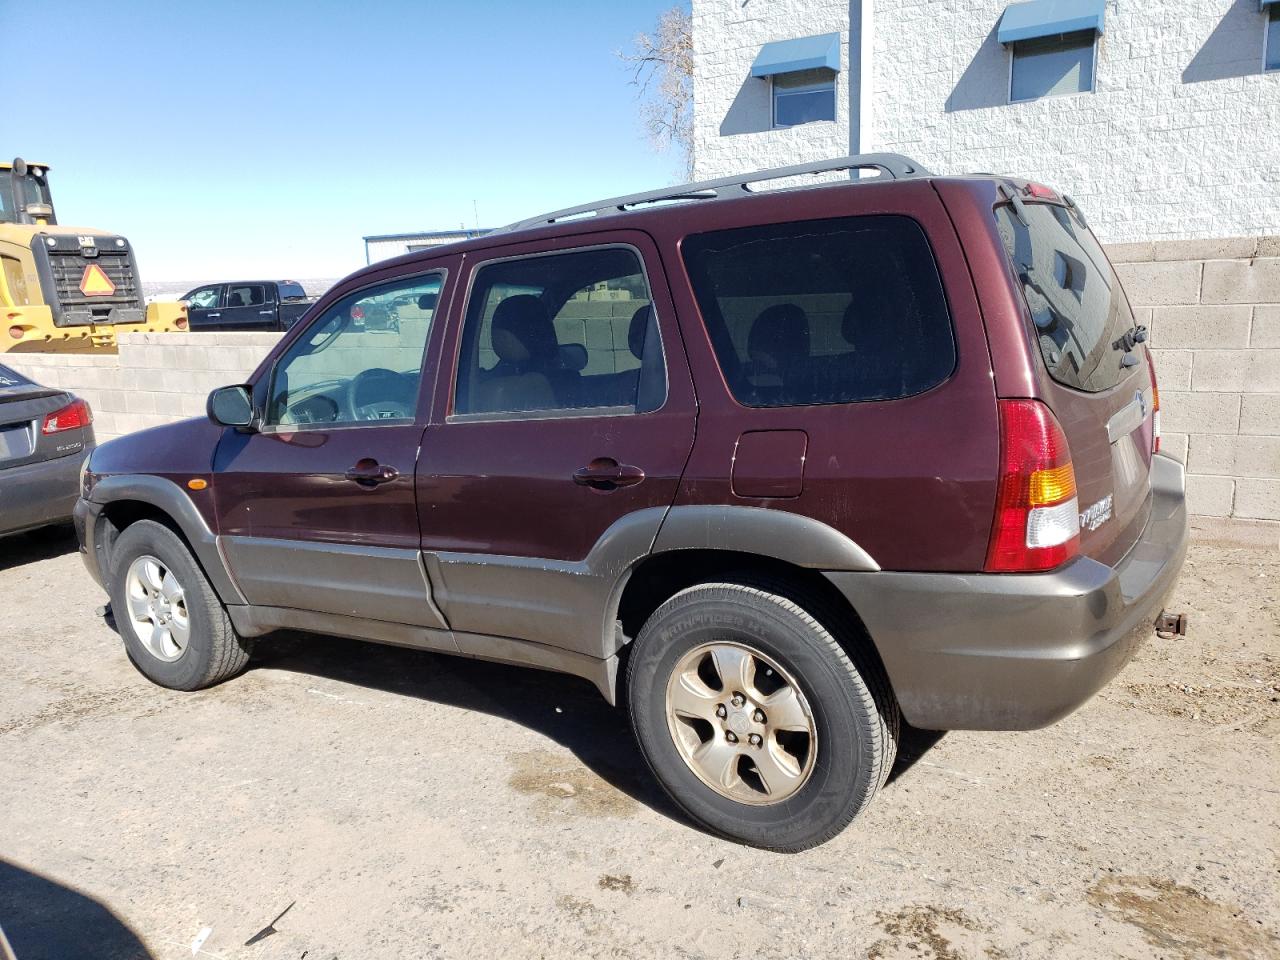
[0,157,187,353]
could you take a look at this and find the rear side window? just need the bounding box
[995,199,1136,393]
[682,215,955,407]
[454,247,666,417]
[278,282,308,300]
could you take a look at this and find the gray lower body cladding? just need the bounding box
[827,454,1189,731]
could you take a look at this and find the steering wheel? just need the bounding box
[346,367,415,421]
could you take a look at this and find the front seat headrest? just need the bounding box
[491,294,557,367]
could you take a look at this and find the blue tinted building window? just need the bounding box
[1267,7,1279,72]
[771,69,836,128]
[1009,31,1096,102]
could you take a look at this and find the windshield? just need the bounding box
[995,199,1137,393]
[0,170,54,224]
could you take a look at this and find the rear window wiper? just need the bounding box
[1112,323,1148,368]
[1112,323,1148,353]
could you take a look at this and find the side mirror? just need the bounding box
[207,384,255,429]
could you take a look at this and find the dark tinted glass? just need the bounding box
[1267,7,1279,72]
[995,200,1136,393]
[454,247,666,416]
[682,215,956,407]
[0,363,34,388]
[278,283,308,300]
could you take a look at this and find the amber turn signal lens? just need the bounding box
[187,478,208,490]
[1028,463,1076,506]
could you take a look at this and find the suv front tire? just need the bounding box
[627,582,899,851]
[108,519,253,691]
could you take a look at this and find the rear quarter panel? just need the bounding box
[653,179,1000,573]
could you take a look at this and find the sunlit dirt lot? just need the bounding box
[1,518,1277,960]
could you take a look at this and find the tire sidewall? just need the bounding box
[629,585,876,850]
[109,522,218,690]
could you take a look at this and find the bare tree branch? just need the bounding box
[620,6,693,177]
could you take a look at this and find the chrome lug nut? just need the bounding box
[748,733,762,747]
[716,704,728,718]
[753,709,765,723]
[731,694,745,708]
[726,731,738,743]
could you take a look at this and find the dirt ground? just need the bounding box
[1,518,1277,960]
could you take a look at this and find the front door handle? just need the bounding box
[572,457,645,491]
[345,458,399,487]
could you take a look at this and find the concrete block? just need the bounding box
[1191,350,1280,393]
[1234,479,1280,521]
[1149,349,1191,390]
[1149,237,1258,261]
[1160,431,1188,463]
[1256,237,1280,258]
[1185,475,1234,518]
[1239,395,1280,436]
[1190,435,1280,478]
[125,391,156,415]
[1200,258,1280,304]
[1251,306,1280,348]
[1149,305,1251,349]
[1104,241,1155,263]
[94,390,128,414]
[1113,260,1202,306]
[1159,391,1240,434]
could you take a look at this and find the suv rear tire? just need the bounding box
[627,582,898,851]
[108,519,252,691]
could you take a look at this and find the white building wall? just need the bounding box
[692,0,855,180]
[872,0,1280,244]
[694,0,1280,244]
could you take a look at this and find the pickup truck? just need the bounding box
[180,280,316,332]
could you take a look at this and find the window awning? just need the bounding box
[750,33,840,78]
[998,0,1106,45]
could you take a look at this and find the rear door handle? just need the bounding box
[572,457,645,490]
[259,309,273,315]
[345,458,399,487]
[207,312,221,318]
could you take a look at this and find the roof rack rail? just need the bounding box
[501,153,931,233]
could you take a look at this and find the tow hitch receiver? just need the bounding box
[1155,610,1188,640]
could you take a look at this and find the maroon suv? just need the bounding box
[75,155,1187,850]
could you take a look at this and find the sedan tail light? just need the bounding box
[985,399,1080,573]
[42,397,93,435]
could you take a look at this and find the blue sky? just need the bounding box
[2,0,684,281]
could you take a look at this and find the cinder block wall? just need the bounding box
[1111,237,1279,521]
[6,333,281,441]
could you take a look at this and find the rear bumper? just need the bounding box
[0,449,89,537]
[826,454,1189,730]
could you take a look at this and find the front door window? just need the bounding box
[265,274,442,428]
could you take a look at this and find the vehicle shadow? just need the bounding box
[0,858,155,960]
[251,632,946,831]
[0,525,78,573]
[251,632,697,830]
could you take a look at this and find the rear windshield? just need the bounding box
[995,199,1136,393]
[278,282,308,300]
[681,215,956,407]
[0,364,33,388]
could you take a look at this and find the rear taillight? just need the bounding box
[42,398,93,435]
[1149,355,1161,454]
[985,399,1080,573]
